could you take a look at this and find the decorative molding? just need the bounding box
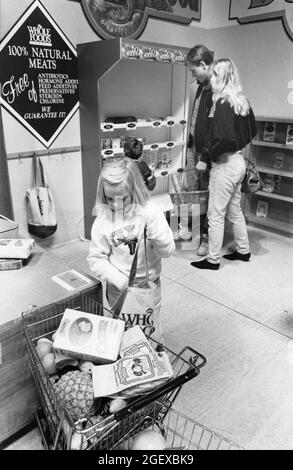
[229,0,293,41]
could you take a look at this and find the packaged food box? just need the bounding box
[53,309,125,364]
[263,122,276,142]
[0,238,34,258]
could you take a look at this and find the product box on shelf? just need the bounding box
[256,200,269,218]
[273,152,285,169]
[263,122,276,142]
[53,308,125,364]
[286,124,293,145]
[262,174,275,193]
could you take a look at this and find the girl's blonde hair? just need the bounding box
[211,58,250,116]
[93,157,150,214]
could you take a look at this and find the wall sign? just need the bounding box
[81,0,201,40]
[230,0,293,41]
[0,0,79,148]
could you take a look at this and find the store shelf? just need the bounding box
[246,214,293,234]
[255,191,293,203]
[256,115,293,124]
[253,140,293,150]
[100,118,187,132]
[101,140,185,158]
[244,116,293,236]
[257,166,293,178]
[78,38,190,238]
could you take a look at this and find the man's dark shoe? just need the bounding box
[190,259,220,270]
[223,251,251,262]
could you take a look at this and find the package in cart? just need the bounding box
[53,308,125,364]
[92,350,173,398]
[92,327,173,398]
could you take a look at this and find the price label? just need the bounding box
[166,141,175,148]
[126,122,137,129]
[102,149,114,157]
[102,123,114,131]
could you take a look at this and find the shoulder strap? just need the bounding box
[244,113,256,167]
[128,226,149,287]
[33,154,46,187]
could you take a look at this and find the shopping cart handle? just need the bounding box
[114,367,199,422]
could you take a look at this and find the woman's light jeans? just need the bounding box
[207,151,249,264]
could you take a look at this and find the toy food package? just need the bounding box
[53,309,125,364]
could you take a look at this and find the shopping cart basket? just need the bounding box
[22,293,206,450]
[108,400,244,451]
[170,168,209,215]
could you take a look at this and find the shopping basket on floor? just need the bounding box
[108,400,244,450]
[22,293,206,450]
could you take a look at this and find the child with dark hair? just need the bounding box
[124,137,156,191]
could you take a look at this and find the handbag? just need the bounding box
[26,154,57,238]
[241,157,261,194]
[241,118,262,194]
[111,227,163,343]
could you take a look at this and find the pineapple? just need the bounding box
[53,370,94,422]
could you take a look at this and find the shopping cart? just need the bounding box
[108,400,244,451]
[22,293,206,450]
[170,168,209,215]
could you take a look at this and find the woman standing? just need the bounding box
[191,58,257,270]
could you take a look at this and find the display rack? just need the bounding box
[77,38,191,238]
[244,116,293,236]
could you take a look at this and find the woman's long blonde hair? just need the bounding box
[211,58,250,116]
[93,157,150,215]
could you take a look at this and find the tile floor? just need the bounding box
[4,224,293,450]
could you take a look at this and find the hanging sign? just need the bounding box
[0,0,79,148]
[230,0,293,41]
[81,0,201,40]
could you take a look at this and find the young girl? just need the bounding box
[191,58,257,270]
[87,157,175,339]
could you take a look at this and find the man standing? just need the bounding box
[184,44,214,255]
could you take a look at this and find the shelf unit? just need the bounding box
[244,116,293,236]
[77,38,191,238]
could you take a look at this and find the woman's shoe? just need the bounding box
[190,259,220,270]
[223,251,251,261]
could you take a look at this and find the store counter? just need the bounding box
[0,244,101,445]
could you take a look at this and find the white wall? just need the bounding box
[203,20,293,118]
[200,0,237,29]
